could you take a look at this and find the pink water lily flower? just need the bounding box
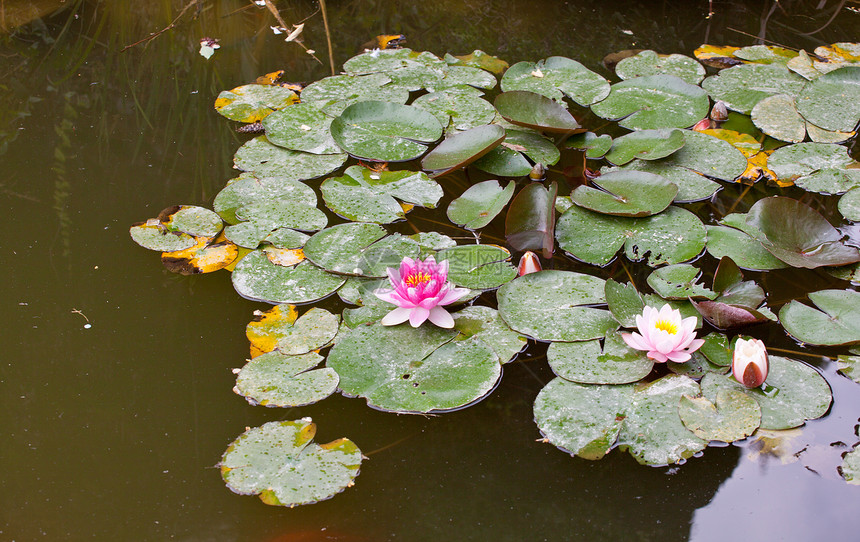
[373,256,470,328]
[621,304,704,363]
[732,337,769,388]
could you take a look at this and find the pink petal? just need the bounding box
[408,306,430,327]
[427,306,455,328]
[684,338,705,353]
[622,332,651,352]
[437,286,470,305]
[381,307,412,326]
[647,350,669,363]
[665,351,692,363]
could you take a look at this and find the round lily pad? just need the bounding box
[500,56,610,106]
[604,128,686,166]
[300,72,409,115]
[451,305,527,364]
[447,179,515,229]
[164,205,224,237]
[246,305,339,356]
[235,352,339,407]
[651,129,747,182]
[700,63,807,114]
[235,198,328,232]
[564,132,614,159]
[214,84,298,122]
[590,75,710,130]
[701,356,832,430]
[213,174,317,224]
[435,244,517,290]
[547,332,654,384]
[411,89,497,132]
[571,170,678,217]
[494,91,583,133]
[421,124,505,175]
[220,419,361,506]
[130,220,196,252]
[767,142,860,195]
[262,102,340,154]
[839,188,860,221]
[615,50,705,85]
[795,66,860,132]
[327,323,501,413]
[678,390,761,442]
[606,161,721,202]
[751,94,807,143]
[330,101,443,162]
[780,289,860,346]
[303,222,421,277]
[232,250,346,304]
[496,270,618,342]
[233,136,347,179]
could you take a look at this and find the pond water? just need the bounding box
[3,1,860,540]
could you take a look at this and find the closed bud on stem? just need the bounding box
[517,251,542,276]
[529,163,547,181]
[732,337,769,388]
[710,100,729,122]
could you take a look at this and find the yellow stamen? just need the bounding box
[654,319,678,334]
[404,272,431,287]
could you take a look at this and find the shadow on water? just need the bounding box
[2,0,859,540]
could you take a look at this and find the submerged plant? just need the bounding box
[621,304,704,363]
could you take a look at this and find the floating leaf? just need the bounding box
[214,84,299,122]
[494,91,583,134]
[615,50,705,85]
[432,66,497,92]
[547,333,654,384]
[411,89,497,132]
[234,136,347,179]
[767,142,860,195]
[220,420,361,506]
[564,132,613,159]
[571,170,678,217]
[232,251,346,304]
[837,348,860,384]
[604,279,645,328]
[590,75,709,130]
[750,94,807,143]
[842,442,860,485]
[262,102,340,154]
[604,128,685,166]
[780,289,860,346]
[445,50,509,74]
[705,224,788,271]
[300,72,409,115]
[235,352,338,407]
[497,270,618,342]
[213,173,317,224]
[650,129,747,182]
[500,56,610,106]
[163,205,224,237]
[701,64,807,114]
[435,244,517,290]
[556,204,706,267]
[421,124,505,175]
[451,305,527,364]
[303,223,420,277]
[693,45,743,69]
[246,305,339,356]
[701,357,832,430]
[235,198,328,232]
[130,205,224,251]
[698,333,734,367]
[678,390,761,442]
[605,161,720,202]
[327,323,500,413]
[839,188,860,221]
[795,67,860,133]
[646,264,715,300]
[130,219,195,252]
[161,235,238,275]
[505,182,558,258]
[447,179,515,229]
[472,128,560,176]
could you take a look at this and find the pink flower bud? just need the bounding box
[517,251,542,276]
[692,118,711,132]
[732,338,768,388]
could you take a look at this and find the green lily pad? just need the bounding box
[616,374,708,466]
[130,220,196,252]
[649,129,747,182]
[750,94,808,143]
[163,205,223,237]
[421,124,505,175]
[505,182,558,258]
[220,419,361,506]
[411,89,497,132]
[605,161,721,202]
[564,132,614,159]
[235,198,328,232]
[494,91,583,134]
[432,66,497,91]
[547,332,654,384]
[615,50,705,85]
[235,352,339,407]
[646,264,716,300]
[795,66,860,132]
[262,102,340,154]
[571,170,678,217]
[701,356,832,430]
[500,56,610,106]
[435,244,517,290]
[343,49,446,90]
[447,179,515,229]
[590,75,710,130]
[445,50,509,74]
[246,306,340,356]
[842,442,860,485]
[300,72,409,116]
[214,84,298,122]
[556,204,706,267]
[733,44,798,65]
[604,279,645,328]
[451,305,527,364]
[497,270,618,342]
[705,224,789,271]
[233,136,347,179]
[533,377,635,460]
[213,173,317,224]
[472,128,560,176]
[604,128,686,166]
[839,188,860,221]
[701,63,807,114]
[303,223,421,277]
[330,101,443,162]
[780,289,860,346]
[744,196,860,268]
[836,348,860,384]
[767,142,860,195]
[678,390,761,442]
[327,323,501,413]
[698,333,734,367]
[232,251,346,304]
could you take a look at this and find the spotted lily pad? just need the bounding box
[447,179,515,229]
[705,224,788,271]
[647,129,747,182]
[435,244,517,290]
[701,356,832,430]
[564,132,614,159]
[795,67,860,133]
[751,94,853,144]
[235,198,328,232]
[411,89,497,132]
[327,323,500,413]
[214,84,299,122]
[303,223,421,277]
[234,136,348,179]
[615,50,705,85]
[213,173,317,225]
[701,64,807,114]
[220,419,361,506]
[472,128,560,176]
[235,352,338,407]
[590,75,709,130]
[130,218,195,252]
[547,332,654,384]
[494,91,583,134]
[678,390,761,442]
[836,347,860,384]
[445,50,509,74]
[571,170,678,217]
[604,279,645,328]
[330,101,443,162]
[300,72,409,116]
[500,56,610,106]
[246,305,339,356]
[604,161,721,203]
[421,124,506,175]
[232,251,346,304]
[767,142,860,195]
[451,305,527,364]
[780,289,860,346]
[497,270,618,342]
[604,128,685,166]
[262,102,340,154]
[646,264,715,300]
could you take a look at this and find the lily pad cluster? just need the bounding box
[131,41,860,503]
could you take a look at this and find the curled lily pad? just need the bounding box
[604,128,686,166]
[330,101,443,162]
[615,50,705,85]
[262,102,340,154]
[505,182,557,258]
[497,270,618,342]
[214,84,298,122]
[235,352,338,407]
[421,124,505,175]
[700,64,807,114]
[767,142,860,195]
[452,305,527,364]
[327,323,500,413]
[678,390,761,443]
[500,56,610,106]
[795,67,860,133]
[780,289,860,346]
[547,333,654,384]
[701,357,832,430]
[646,264,715,300]
[411,89,497,132]
[590,75,709,130]
[494,91,583,134]
[571,170,678,217]
[705,224,788,271]
[447,179,515,230]
[234,136,348,179]
[220,419,361,506]
[232,250,346,304]
[435,244,517,290]
[472,128,560,176]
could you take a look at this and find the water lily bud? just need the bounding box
[732,338,768,388]
[710,100,729,122]
[517,251,542,276]
[692,118,711,132]
[529,163,547,181]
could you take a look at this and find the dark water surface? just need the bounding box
[2,1,860,540]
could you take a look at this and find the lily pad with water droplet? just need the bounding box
[300,72,409,116]
[472,128,560,176]
[497,270,618,342]
[452,305,527,364]
[590,75,709,130]
[571,170,678,217]
[432,66,497,92]
[327,323,500,413]
[646,264,716,300]
[604,279,645,328]
[130,220,196,252]
[232,250,346,304]
[435,244,517,290]
[214,84,299,122]
[678,390,761,442]
[447,179,515,229]
[701,63,807,114]
[213,173,318,224]
[421,124,506,176]
[767,142,860,195]
[234,136,348,179]
[701,356,832,430]
[235,352,338,407]
[246,305,339,356]
[500,56,610,106]
[780,289,860,346]
[411,89,497,132]
[445,50,509,74]
[303,223,421,278]
[235,198,328,232]
[604,128,686,166]
[262,102,340,154]
[795,67,860,133]
[330,101,443,162]
[563,132,613,159]
[604,161,720,203]
[220,419,361,506]
[556,204,706,267]
[494,91,583,134]
[615,50,705,85]
[547,332,654,384]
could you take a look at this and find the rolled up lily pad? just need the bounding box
[780,289,860,346]
[447,180,515,229]
[500,56,610,106]
[590,75,709,130]
[220,419,361,506]
[604,128,686,166]
[571,170,678,217]
[497,270,618,342]
[678,390,761,442]
[421,124,505,175]
[547,333,654,384]
[235,352,338,407]
[494,91,583,134]
[232,251,346,304]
